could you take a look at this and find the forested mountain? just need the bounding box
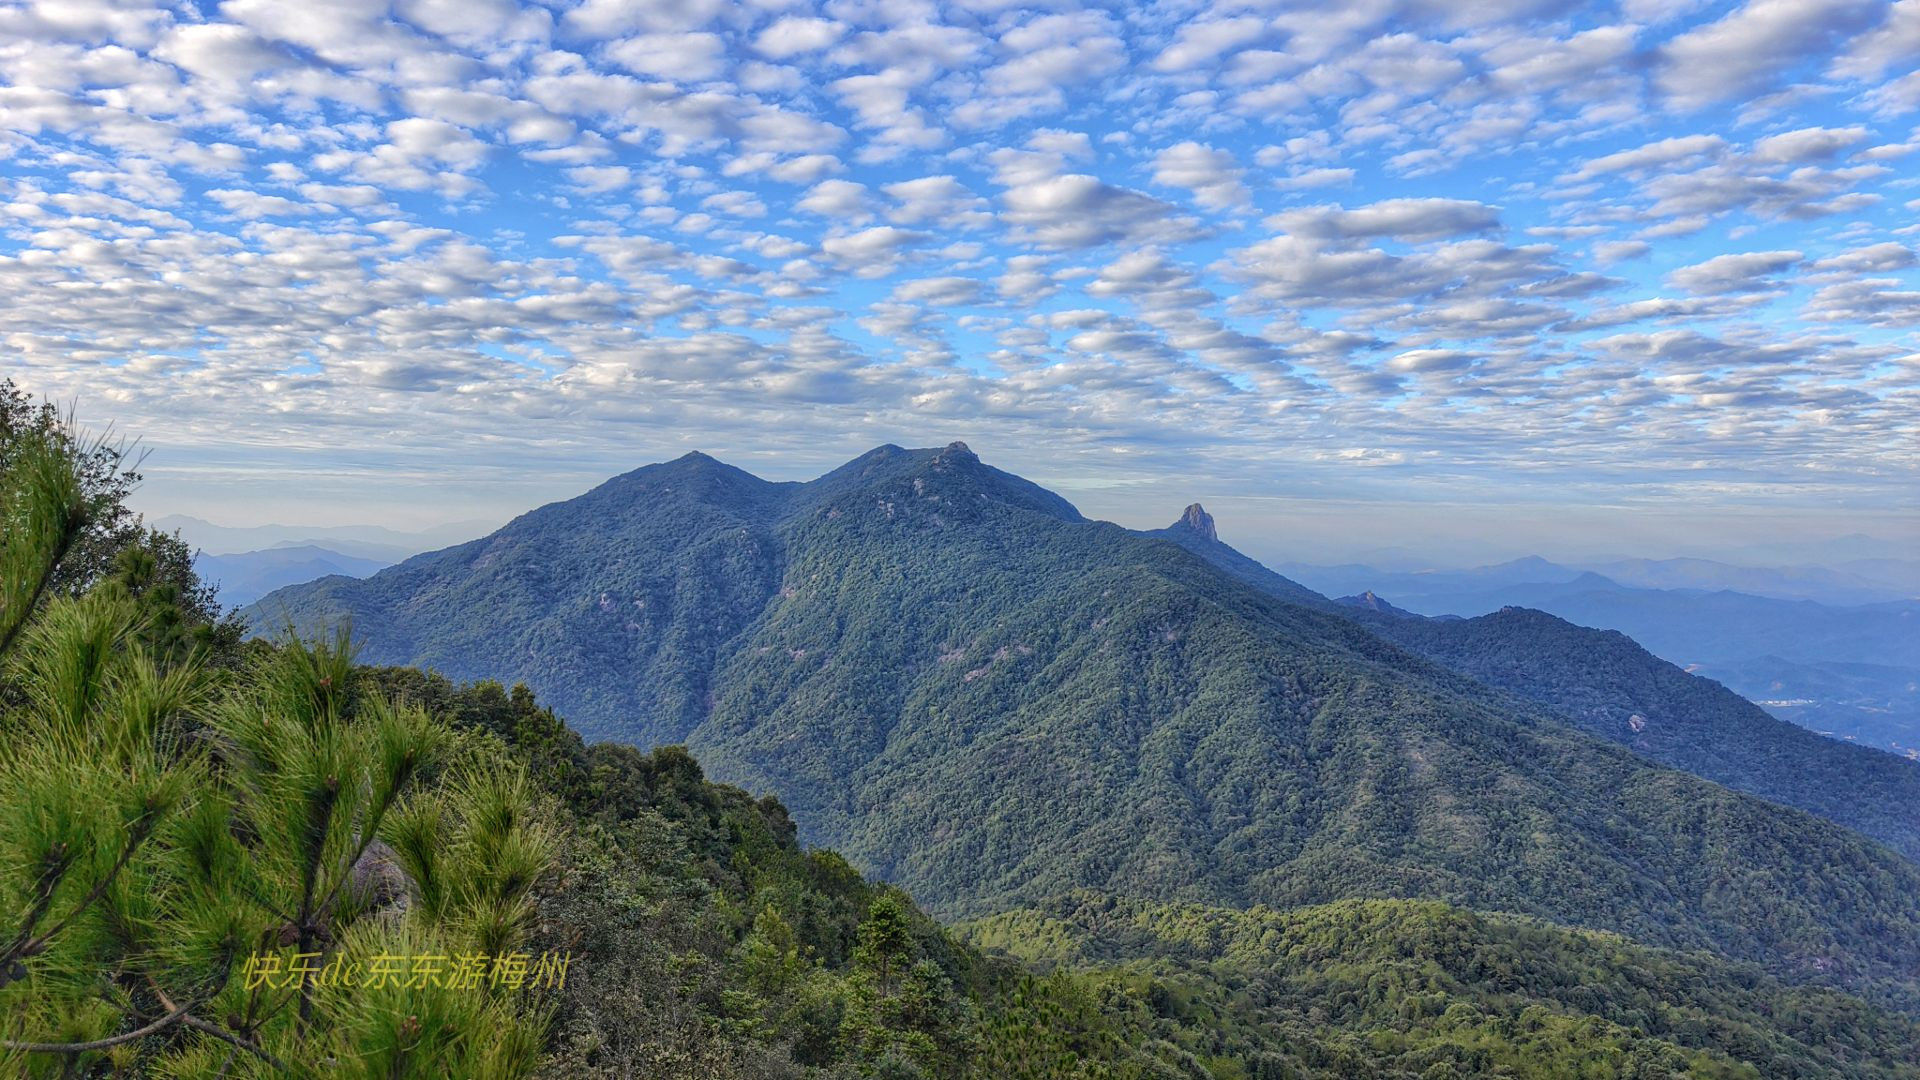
[249,444,1920,1003]
[1333,591,1423,617]
[963,893,1920,1078]
[1281,557,1920,752]
[1401,579,1919,671]
[1349,605,1920,862]
[14,417,1920,1076]
[1183,525,1920,858]
[371,671,1920,1078]
[1688,653,1920,759]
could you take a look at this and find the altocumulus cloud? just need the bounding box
[0,0,1913,528]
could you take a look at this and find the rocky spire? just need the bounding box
[933,440,978,467]
[1176,503,1217,542]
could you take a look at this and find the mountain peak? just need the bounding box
[934,440,977,466]
[1336,590,1412,616]
[1174,503,1218,542]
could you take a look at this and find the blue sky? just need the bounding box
[2,0,1917,563]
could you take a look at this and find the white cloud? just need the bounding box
[797,178,873,222]
[999,174,1192,249]
[565,165,632,192]
[1151,142,1250,211]
[1484,25,1638,90]
[562,0,731,38]
[1276,167,1355,190]
[1829,0,1920,79]
[760,154,843,183]
[1811,241,1914,272]
[890,276,982,305]
[820,225,928,276]
[1577,135,1727,177]
[1271,198,1502,242]
[1386,348,1475,373]
[1592,240,1650,264]
[152,23,290,85]
[1803,277,1920,324]
[1657,0,1883,108]
[605,32,728,82]
[0,0,1915,533]
[205,188,312,218]
[1665,250,1803,294]
[754,17,845,60]
[882,175,989,227]
[1152,17,1269,73]
[1751,125,1869,162]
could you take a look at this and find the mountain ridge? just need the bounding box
[1280,556,1920,751]
[245,444,1920,997]
[1346,604,1920,862]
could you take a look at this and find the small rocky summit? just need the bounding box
[1177,503,1218,542]
[933,440,977,467]
[1337,591,1410,616]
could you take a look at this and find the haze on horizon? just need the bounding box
[4,0,1917,568]
[132,440,1914,572]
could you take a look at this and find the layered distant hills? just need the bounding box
[1166,508,1920,863]
[246,443,1920,1005]
[156,513,491,562]
[193,544,392,606]
[167,512,493,606]
[1349,606,1920,862]
[1282,557,1920,755]
[1289,552,1919,607]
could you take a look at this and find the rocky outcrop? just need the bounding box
[1176,503,1217,542]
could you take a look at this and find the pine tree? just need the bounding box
[1,380,146,601]
[0,401,554,1077]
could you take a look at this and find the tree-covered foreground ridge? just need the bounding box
[1,396,1916,1077]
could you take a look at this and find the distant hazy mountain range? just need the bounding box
[157,513,499,607]
[240,444,1920,1003]
[1282,558,1920,756]
[192,545,394,608]
[1282,554,1918,608]
[154,513,495,561]
[1576,555,1919,605]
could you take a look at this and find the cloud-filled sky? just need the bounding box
[2,0,1917,563]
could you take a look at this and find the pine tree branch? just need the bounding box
[310,748,417,924]
[0,541,63,658]
[179,1014,290,1073]
[3,815,155,977]
[0,1002,189,1053]
[229,871,293,927]
[148,976,293,1073]
[295,775,340,1028]
[0,502,82,659]
[0,847,73,985]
